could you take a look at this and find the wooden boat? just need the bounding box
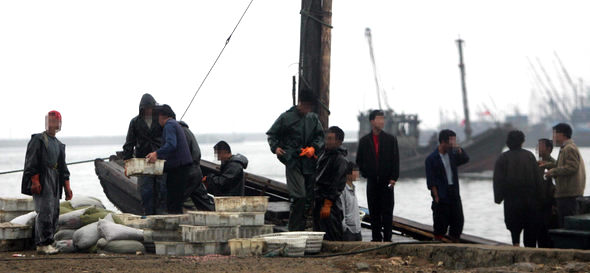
[94,153,504,245]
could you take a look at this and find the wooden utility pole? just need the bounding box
[456,39,472,140]
[298,0,332,130]
[318,0,332,130]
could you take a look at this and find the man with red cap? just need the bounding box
[21,110,73,254]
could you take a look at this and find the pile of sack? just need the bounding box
[10,196,147,254]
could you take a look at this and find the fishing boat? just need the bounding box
[342,32,510,177]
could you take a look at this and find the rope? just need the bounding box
[0,158,109,175]
[179,0,255,120]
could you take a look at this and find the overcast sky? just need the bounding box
[1,0,589,139]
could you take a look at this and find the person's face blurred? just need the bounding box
[46,116,60,135]
[158,114,167,127]
[144,107,153,118]
[538,141,549,157]
[370,115,385,131]
[325,132,341,150]
[215,150,231,161]
[441,136,456,152]
[297,101,313,115]
[553,130,566,146]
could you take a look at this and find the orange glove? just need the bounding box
[64,180,73,201]
[202,176,208,188]
[299,147,316,158]
[320,199,333,219]
[31,174,41,195]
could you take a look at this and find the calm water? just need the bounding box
[2,139,590,244]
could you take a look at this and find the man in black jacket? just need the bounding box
[313,126,348,241]
[22,110,73,254]
[179,121,215,211]
[425,129,469,242]
[122,93,166,215]
[204,141,248,197]
[356,110,400,242]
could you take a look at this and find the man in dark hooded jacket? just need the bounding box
[179,121,215,211]
[22,110,72,254]
[493,130,545,247]
[204,141,248,196]
[267,93,325,231]
[313,126,348,241]
[122,93,166,215]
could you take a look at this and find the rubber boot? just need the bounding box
[288,198,307,231]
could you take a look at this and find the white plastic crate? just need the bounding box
[0,198,34,212]
[228,238,265,257]
[239,225,274,239]
[263,236,306,257]
[0,223,32,240]
[181,225,239,243]
[256,231,324,254]
[125,158,165,176]
[146,214,191,230]
[155,241,229,256]
[214,196,268,212]
[188,211,265,226]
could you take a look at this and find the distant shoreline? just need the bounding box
[0,131,357,147]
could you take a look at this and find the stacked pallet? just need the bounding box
[154,196,272,256]
[0,198,35,251]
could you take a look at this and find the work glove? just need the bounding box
[202,176,208,188]
[299,147,316,159]
[64,180,73,201]
[31,174,41,195]
[320,199,333,219]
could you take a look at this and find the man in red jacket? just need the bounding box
[22,111,73,254]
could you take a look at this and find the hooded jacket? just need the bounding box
[179,121,201,165]
[208,154,248,196]
[266,106,325,174]
[122,94,163,160]
[21,132,70,198]
[315,147,348,202]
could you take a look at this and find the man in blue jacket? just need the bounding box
[424,129,469,242]
[146,104,194,214]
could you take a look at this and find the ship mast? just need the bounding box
[298,0,332,130]
[365,28,383,110]
[456,39,472,141]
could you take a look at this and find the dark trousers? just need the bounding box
[432,186,463,239]
[537,204,557,248]
[33,169,60,246]
[286,167,315,231]
[503,197,541,247]
[556,196,580,228]
[184,164,215,211]
[313,197,343,241]
[138,174,167,215]
[165,164,192,214]
[343,229,362,241]
[366,178,394,242]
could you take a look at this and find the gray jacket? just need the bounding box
[340,183,361,234]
